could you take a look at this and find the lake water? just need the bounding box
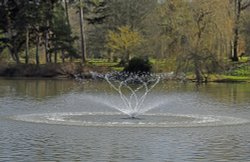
[0,78,250,162]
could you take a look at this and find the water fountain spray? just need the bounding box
[104,72,161,118]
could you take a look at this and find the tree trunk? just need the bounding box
[194,59,203,83]
[14,47,20,64]
[62,50,65,63]
[125,49,130,63]
[64,0,70,26]
[48,49,52,63]
[8,45,18,64]
[7,13,19,64]
[45,29,50,63]
[232,0,241,62]
[70,55,73,62]
[35,35,40,65]
[79,0,86,63]
[25,28,29,64]
[54,51,57,63]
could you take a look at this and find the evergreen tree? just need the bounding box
[0,0,26,63]
[50,3,78,63]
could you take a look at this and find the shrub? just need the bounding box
[123,57,152,73]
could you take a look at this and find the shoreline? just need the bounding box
[0,63,249,83]
[0,63,110,79]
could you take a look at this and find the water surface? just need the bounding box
[0,78,250,161]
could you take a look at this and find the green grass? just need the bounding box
[220,57,250,82]
[150,58,177,72]
[217,75,250,82]
[89,60,117,67]
[88,59,123,71]
[239,56,250,63]
[221,75,250,80]
[229,67,250,76]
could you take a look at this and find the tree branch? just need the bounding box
[241,1,250,10]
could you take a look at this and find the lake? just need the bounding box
[0,78,250,161]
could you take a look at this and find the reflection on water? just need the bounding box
[1,78,250,104]
[0,78,77,99]
[160,82,250,104]
[0,78,250,161]
[0,78,118,99]
[196,83,250,104]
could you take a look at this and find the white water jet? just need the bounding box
[104,72,161,118]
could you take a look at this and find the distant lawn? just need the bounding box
[239,56,250,63]
[88,59,123,71]
[228,65,250,76]
[211,61,250,82]
[214,75,250,83]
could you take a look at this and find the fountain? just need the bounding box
[104,72,161,118]
[1,73,250,162]
[8,72,249,128]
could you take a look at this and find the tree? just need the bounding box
[107,0,158,30]
[82,0,110,59]
[155,0,189,58]
[152,0,228,82]
[98,0,157,61]
[242,8,250,55]
[50,3,78,63]
[230,0,250,61]
[75,0,109,61]
[18,1,39,64]
[0,0,27,63]
[106,26,143,64]
[77,0,87,63]
[183,1,228,82]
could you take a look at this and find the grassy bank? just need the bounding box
[202,61,250,83]
[1,58,249,83]
[208,75,250,83]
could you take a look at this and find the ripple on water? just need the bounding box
[9,112,249,128]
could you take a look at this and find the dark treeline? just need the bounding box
[0,0,106,64]
[0,0,250,82]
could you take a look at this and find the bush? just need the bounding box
[123,57,152,73]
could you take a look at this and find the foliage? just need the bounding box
[0,30,6,53]
[123,57,152,73]
[50,3,78,61]
[107,0,158,29]
[156,0,228,82]
[106,26,143,62]
[0,0,250,80]
[243,10,250,55]
[230,0,250,61]
[228,64,250,76]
